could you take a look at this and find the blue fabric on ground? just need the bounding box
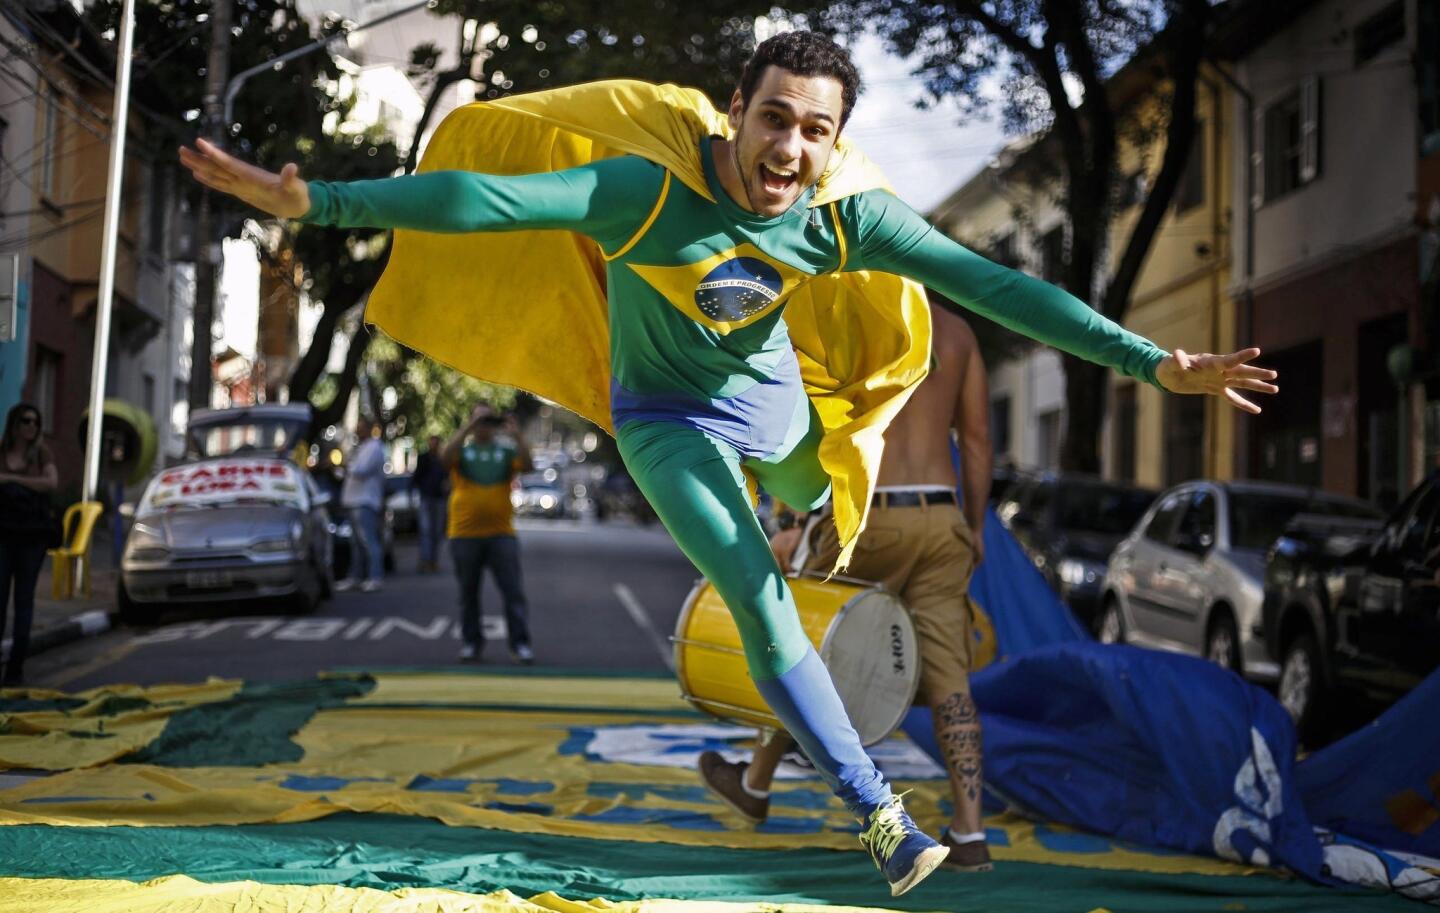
[904,643,1322,875]
[969,505,1088,656]
[1297,668,1440,861]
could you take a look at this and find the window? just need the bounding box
[1036,408,1062,471]
[1356,1,1405,67]
[990,394,1012,458]
[172,379,188,435]
[39,86,59,200]
[31,345,60,431]
[143,374,156,413]
[1174,122,1205,213]
[1112,384,1137,483]
[1255,79,1321,205]
[147,161,167,256]
[1144,491,1189,544]
[1116,170,1146,209]
[1174,489,1217,551]
[1165,394,1205,486]
[1040,227,1066,284]
[1422,1,1440,151]
[0,115,8,207]
[989,233,1017,268]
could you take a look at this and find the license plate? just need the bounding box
[185,571,233,590]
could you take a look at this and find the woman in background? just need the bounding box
[0,403,58,685]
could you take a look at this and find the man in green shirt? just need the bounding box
[181,31,1275,896]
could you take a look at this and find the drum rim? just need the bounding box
[672,575,921,746]
[819,584,921,745]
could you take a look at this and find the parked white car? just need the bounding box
[1098,480,1381,680]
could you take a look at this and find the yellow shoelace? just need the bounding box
[859,791,913,863]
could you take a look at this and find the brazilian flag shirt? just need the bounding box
[447,440,522,539]
[305,138,1166,457]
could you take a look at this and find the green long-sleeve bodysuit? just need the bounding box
[302,138,1169,820]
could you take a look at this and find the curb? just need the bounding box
[27,609,113,657]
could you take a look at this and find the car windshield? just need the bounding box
[1229,492,1380,551]
[138,459,305,516]
[1054,484,1155,535]
[193,421,298,459]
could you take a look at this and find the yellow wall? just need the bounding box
[1106,64,1235,484]
[28,51,148,308]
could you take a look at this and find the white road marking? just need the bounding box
[72,610,111,636]
[612,582,674,671]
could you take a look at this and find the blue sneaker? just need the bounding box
[858,792,949,896]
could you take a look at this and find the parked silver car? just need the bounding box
[118,456,334,623]
[1098,480,1382,680]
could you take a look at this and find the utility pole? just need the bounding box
[188,0,233,412]
[82,0,137,504]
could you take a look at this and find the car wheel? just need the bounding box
[115,582,154,627]
[291,563,323,615]
[1205,612,1241,673]
[1280,631,1323,739]
[317,552,333,599]
[1097,598,1125,645]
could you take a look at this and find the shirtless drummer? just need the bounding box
[701,303,997,871]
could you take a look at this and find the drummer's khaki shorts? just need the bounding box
[804,500,978,705]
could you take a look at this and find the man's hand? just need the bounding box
[1155,347,1278,414]
[770,526,803,571]
[179,138,311,218]
[469,403,493,426]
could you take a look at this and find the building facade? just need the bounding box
[0,3,192,497]
[1222,0,1418,506]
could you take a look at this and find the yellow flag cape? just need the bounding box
[367,80,931,569]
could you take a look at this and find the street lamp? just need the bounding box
[222,0,436,129]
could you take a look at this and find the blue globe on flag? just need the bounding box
[694,257,784,322]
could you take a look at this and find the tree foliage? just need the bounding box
[818,0,1214,472]
[350,1,799,442]
[85,0,402,431]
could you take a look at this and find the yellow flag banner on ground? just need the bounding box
[0,876,962,913]
[0,671,1249,877]
[3,670,1411,913]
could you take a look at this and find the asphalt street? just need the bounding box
[26,519,698,691]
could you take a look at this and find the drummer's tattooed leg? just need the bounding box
[936,691,983,828]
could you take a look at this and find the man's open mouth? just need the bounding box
[758,162,798,195]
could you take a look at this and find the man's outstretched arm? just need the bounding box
[850,192,1278,412]
[179,139,660,247]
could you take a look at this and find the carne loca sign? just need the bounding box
[147,459,301,509]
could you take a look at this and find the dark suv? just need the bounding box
[997,473,1158,629]
[1263,471,1440,741]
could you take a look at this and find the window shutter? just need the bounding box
[1251,106,1266,209]
[1300,76,1322,182]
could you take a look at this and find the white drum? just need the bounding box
[673,573,920,746]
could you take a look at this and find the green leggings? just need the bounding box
[616,405,830,679]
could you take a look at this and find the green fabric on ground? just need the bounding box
[0,813,1411,913]
[121,676,375,768]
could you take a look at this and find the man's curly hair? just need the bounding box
[738,31,862,129]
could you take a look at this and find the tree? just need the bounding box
[347,1,797,440]
[86,0,401,430]
[834,0,1214,472]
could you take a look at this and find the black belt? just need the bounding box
[872,490,957,508]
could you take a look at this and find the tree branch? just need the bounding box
[1102,0,1210,320]
[949,0,1047,72]
[312,318,374,430]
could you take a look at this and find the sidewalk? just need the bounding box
[11,528,120,662]
[27,560,116,655]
